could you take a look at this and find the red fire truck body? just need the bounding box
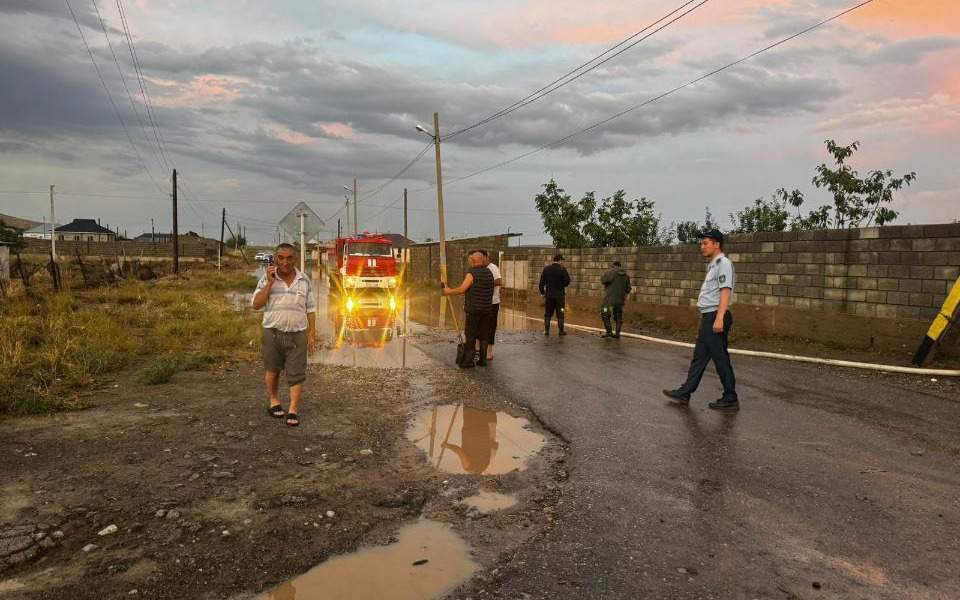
[327,233,399,291]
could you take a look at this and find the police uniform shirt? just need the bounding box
[697,253,735,313]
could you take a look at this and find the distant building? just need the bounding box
[23,222,63,240]
[132,233,175,243]
[54,219,116,242]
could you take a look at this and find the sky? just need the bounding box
[1,0,958,244]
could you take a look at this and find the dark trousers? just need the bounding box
[679,311,737,400]
[463,310,492,366]
[544,296,565,331]
[601,304,624,332]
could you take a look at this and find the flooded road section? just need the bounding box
[257,520,477,600]
[406,405,546,475]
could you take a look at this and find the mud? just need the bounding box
[0,355,565,599]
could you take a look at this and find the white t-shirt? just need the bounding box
[487,262,502,305]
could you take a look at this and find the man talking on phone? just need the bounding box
[251,243,317,427]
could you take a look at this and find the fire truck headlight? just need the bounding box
[345,297,355,313]
[389,296,397,311]
[387,277,397,287]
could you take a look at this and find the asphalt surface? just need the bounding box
[413,321,960,599]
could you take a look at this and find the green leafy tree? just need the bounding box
[673,207,717,244]
[534,179,593,248]
[583,190,667,247]
[730,193,790,233]
[812,139,916,228]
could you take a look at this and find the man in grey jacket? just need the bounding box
[600,260,631,338]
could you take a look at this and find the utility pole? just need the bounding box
[151,218,155,243]
[403,188,408,243]
[337,218,341,239]
[49,185,56,261]
[353,177,358,236]
[432,112,447,286]
[171,169,179,274]
[218,208,225,272]
[344,196,350,237]
[298,210,306,273]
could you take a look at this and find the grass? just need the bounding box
[1,269,261,415]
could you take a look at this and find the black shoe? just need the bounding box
[544,330,550,336]
[558,330,568,336]
[458,361,476,369]
[662,389,690,405]
[601,332,613,338]
[473,350,481,363]
[708,398,740,412]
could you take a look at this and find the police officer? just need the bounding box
[600,260,631,339]
[663,230,739,411]
[539,254,571,336]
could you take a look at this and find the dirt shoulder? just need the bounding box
[0,359,565,599]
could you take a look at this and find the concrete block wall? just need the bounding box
[506,223,960,353]
[21,238,215,260]
[407,234,512,285]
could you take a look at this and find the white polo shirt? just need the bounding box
[252,269,317,332]
[487,262,502,305]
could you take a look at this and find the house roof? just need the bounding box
[25,223,62,234]
[56,219,115,234]
[379,233,415,248]
[0,213,41,231]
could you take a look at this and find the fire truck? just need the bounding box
[327,233,400,292]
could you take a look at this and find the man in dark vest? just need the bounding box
[539,253,571,336]
[443,250,495,368]
[600,260,631,339]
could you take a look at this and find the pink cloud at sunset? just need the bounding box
[149,75,252,108]
[813,94,960,135]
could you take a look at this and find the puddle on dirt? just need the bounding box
[256,519,477,600]
[460,491,518,513]
[406,405,546,475]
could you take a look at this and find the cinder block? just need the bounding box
[824,288,845,300]
[868,239,890,251]
[854,302,877,317]
[765,274,780,284]
[889,239,913,251]
[845,289,866,302]
[899,279,921,292]
[825,276,847,288]
[847,265,867,277]
[934,266,959,280]
[795,297,812,310]
[876,304,898,319]
[899,253,921,266]
[867,265,889,277]
[934,238,960,251]
[857,278,878,290]
[866,290,887,303]
[909,292,933,307]
[858,227,880,239]
[887,265,910,278]
[825,264,847,276]
[912,238,936,251]
[910,266,934,279]
[922,279,947,294]
[877,278,899,291]
[922,252,952,266]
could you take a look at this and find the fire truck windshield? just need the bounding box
[347,242,392,256]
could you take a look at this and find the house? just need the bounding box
[54,219,116,242]
[0,213,41,232]
[23,222,62,240]
[131,232,175,243]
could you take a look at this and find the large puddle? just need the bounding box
[256,519,477,600]
[406,405,546,475]
[461,491,518,513]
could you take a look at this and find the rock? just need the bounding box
[677,567,688,574]
[98,524,118,536]
[325,510,336,518]
[281,495,308,506]
[133,402,148,408]
[412,559,429,566]
[51,530,65,540]
[813,582,822,590]
[155,510,166,518]
[221,530,230,537]
[359,449,374,456]
[165,510,181,520]
[39,537,56,549]
[910,449,925,457]
[82,544,98,553]
[188,473,201,481]
[211,472,235,479]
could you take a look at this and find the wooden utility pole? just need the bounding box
[353,177,358,236]
[171,169,179,274]
[218,208,226,272]
[432,112,447,286]
[49,185,56,261]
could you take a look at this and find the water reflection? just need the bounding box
[258,519,477,600]
[406,405,546,475]
[406,292,535,333]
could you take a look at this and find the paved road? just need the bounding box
[415,323,960,599]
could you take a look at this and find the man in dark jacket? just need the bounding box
[443,250,495,368]
[600,260,631,339]
[539,254,571,336]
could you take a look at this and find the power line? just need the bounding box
[432,0,878,193]
[64,0,166,196]
[358,142,434,202]
[90,0,164,173]
[442,0,710,142]
[115,0,170,169]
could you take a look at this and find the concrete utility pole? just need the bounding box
[218,208,225,272]
[49,185,56,261]
[344,195,350,237]
[151,218,155,243]
[171,169,179,274]
[298,210,306,273]
[353,178,358,236]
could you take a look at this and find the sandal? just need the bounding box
[268,404,285,418]
[285,413,300,427]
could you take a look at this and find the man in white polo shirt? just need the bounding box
[251,243,317,427]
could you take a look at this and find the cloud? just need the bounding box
[813,94,960,134]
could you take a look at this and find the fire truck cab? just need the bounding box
[328,233,399,291]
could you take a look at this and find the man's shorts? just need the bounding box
[262,328,308,385]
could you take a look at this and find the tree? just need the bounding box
[226,233,247,248]
[730,196,789,234]
[0,219,24,252]
[534,179,593,248]
[673,207,717,244]
[812,139,916,228]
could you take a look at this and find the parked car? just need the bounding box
[254,251,273,262]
